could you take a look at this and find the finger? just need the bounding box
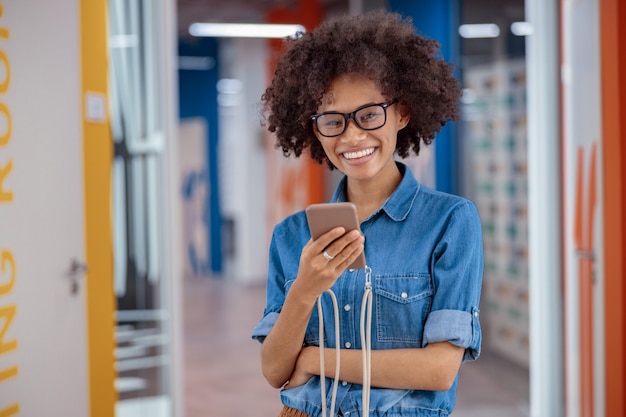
[324,231,364,266]
[310,227,346,249]
[324,230,363,257]
[338,242,365,269]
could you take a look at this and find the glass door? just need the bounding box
[108,0,175,415]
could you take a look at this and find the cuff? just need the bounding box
[250,311,280,343]
[423,307,481,362]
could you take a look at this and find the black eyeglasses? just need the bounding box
[310,99,398,138]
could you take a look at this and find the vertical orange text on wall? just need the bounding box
[0,2,19,417]
[0,6,10,202]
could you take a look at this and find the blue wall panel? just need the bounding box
[178,37,223,274]
[387,0,461,194]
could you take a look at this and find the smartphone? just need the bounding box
[305,202,366,269]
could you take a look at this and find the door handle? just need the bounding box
[67,258,89,295]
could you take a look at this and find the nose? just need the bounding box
[341,119,367,144]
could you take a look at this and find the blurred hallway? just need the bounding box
[183,278,279,416]
[183,277,529,417]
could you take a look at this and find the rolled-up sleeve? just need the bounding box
[251,311,280,343]
[423,307,481,361]
[423,201,484,362]
[250,227,289,344]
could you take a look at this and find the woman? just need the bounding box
[251,10,483,417]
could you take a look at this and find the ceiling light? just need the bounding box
[458,23,500,39]
[189,23,305,39]
[511,21,534,36]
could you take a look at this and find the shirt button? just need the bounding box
[344,304,351,312]
[348,269,355,272]
[401,292,408,299]
[345,342,352,348]
[342,381,348,386]
[474,311,479,317]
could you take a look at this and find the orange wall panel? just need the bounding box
[600,0,626,415]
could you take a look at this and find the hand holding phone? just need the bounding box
[305,202,366,269]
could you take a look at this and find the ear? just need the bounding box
[312,127,324,143]
[311,120,323,142]
[396,102,411,130]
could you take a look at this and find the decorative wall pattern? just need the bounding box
[463,59,529,367]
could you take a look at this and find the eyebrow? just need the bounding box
[317,101,383,114]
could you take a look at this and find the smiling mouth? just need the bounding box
[343,147,375,160]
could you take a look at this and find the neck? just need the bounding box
[346,163,402,222]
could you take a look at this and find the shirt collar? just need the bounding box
[330,161,420,222]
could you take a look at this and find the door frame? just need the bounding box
[80,1,116,416]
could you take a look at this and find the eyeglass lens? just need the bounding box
[316,104,387,137]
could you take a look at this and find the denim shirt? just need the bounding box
[252,162,483,417]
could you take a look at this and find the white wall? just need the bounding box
[217,38,268,284]
[526,0,564,416]
[561,0,604,416]
[1,1,89,415]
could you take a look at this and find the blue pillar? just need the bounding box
[387,0,461,194]
[178,37,223,274]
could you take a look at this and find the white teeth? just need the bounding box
[343,148,374,160]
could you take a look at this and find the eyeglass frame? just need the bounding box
[310,99,399,138]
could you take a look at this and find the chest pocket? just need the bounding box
[374,274,433,346]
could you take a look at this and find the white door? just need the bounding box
[1,2,89,416]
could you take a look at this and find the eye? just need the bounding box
[358,107,383,123]
[319,115,344,128]
[323,119,343,127]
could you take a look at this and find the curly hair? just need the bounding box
[261,10,461,169]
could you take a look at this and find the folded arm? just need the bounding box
[286,341,464,392]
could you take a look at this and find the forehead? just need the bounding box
[319,74,385,111]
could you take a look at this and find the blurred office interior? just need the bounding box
[176,1,532,415]
[4,0,625,417]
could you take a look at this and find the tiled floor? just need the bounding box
[183,277,530,417]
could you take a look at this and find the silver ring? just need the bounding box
[323,250,334,261]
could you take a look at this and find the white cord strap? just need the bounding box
[360,266,373,417]
[318,289,341,417]
[317,265,373,417]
